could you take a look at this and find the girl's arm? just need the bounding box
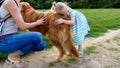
[57,17,75,25]
[3,0,44,30]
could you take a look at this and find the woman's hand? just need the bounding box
[56,18,65,24]
[35,18,44,25]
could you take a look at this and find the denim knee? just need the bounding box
[31,32,43,44]
[36,40,46,51]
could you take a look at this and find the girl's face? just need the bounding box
[60,7,69,16]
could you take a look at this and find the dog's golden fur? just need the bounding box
[20,2,79,61]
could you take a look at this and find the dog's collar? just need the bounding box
[25,7,33,12]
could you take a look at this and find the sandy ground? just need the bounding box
[0,29,120,68]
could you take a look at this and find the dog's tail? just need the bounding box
[70,45,80,58]
[64,37,80,58]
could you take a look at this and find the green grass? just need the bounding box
[105,39,111,43]
[107,47,119,51]
[64,62,70,67]
[113,56,119,60]
[84,46,98,55]
[117,42,120,46]
[98,43,106,48]
[66,57,79,63]
[80,9,120,37]
[48,61,56,67]
[113,36,120,42]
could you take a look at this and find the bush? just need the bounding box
[71,1,81,8]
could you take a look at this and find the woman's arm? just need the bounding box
[57,17,75,25]
[3,0,44,30]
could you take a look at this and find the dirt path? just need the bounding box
[1,29,120,68]
[83,29,120,47]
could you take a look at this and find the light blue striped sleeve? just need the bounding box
[70,11,76,18]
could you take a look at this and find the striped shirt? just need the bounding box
[0,5,18,36]
[69,8,90,45]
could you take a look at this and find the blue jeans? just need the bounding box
[0,32,46,56]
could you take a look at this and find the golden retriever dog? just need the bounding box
[20,2,79,61]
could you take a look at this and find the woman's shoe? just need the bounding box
[5,56,28,68]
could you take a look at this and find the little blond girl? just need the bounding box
[52,2,90,57]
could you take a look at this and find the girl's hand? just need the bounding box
[35,18,44,25]
[56,18,65,24]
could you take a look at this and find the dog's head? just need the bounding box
[20,2,33,12]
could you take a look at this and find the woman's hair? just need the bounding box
[51,2,70,13]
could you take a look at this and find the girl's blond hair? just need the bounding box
[51,2,70,13]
